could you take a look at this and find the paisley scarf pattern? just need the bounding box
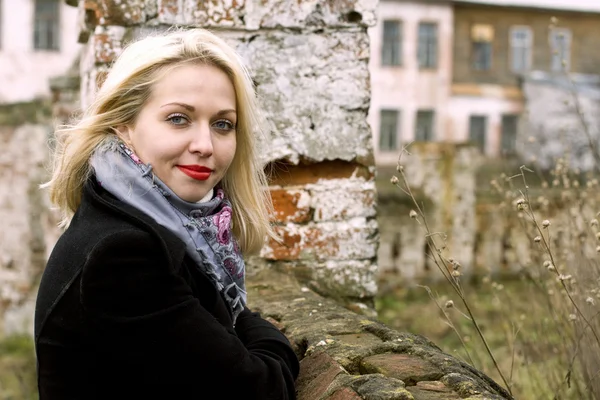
[90,139,246,323]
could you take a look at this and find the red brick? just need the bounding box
[296,352,347,400]
[263,223,376,261]
[270,189,311,223]
[265,226,302,260]
[267,160,372,186]
[360,354,443,386]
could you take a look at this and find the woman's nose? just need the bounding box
[188,125,213,157]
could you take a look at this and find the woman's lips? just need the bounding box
[177,165,212,181]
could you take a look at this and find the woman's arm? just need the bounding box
[81,229,298,399]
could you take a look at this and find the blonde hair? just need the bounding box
[45,28,274,255]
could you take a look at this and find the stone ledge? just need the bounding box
[246,269,513,400]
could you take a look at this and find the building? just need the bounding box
[450,0,600,157]
[368,0,454,166]
[0,0,80,104]
[369,0,600,164]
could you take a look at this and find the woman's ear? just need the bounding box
[115,125,134,147]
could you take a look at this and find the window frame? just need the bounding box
[549,27,571,72]
[415,110,435,141]
[33,0,60,51]
[509,26,533,73]
[501,114,519,156]
[382,20,403,67]
[379,109,400,152]
[468,115,487,153]
[417,22,438,69]
[471,24,494,71]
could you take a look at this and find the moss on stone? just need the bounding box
[0,100,52,126]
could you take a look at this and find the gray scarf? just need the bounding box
[90,139,246,323]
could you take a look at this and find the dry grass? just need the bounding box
[381,148,600,400]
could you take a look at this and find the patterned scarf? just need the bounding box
[90,139,246,323]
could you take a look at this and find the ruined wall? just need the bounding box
[377,143,481,281]
[74,0,380,310]
[0,73,79,336]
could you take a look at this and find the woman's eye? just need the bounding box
[213,120,235,131]
[166,114,189,125]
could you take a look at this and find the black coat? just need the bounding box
[34,177,299,399]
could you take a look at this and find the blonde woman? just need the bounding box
[34,28,299,399]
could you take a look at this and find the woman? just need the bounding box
[34,28,299,399]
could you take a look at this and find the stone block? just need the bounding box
[327,387,363,400]
[360,354,444,386]
[406,381,461,400]
[233,31,372,164]
[156,0,377,29]
[84,0,146,26]
[296,352,347,400]
[92,27,126,64]
[309,179,376,222]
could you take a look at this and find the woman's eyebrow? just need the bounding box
[160,103,236,117]
[215,109,237,117]
[161,102,195,111]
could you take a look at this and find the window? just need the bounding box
[550,28,571,72]
[510,26,532,73]
[469,115,487,153]
[501,114,519,156]
[379,109,400,151]
[417,22,437,68]
[415,110,435,141]
[471,24,494,71]
[34,0,60,51]
[382,20,402,66]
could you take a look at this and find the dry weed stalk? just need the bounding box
[391,145,514,397]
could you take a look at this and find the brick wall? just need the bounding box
[73,0,380,308]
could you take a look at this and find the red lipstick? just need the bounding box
[177,165,213,181]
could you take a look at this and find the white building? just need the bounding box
[0,0,80,104]
[368,0,454,166]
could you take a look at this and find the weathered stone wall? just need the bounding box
[0,114,54,335]
[0,71,79,335]
[377,140,600,282]
[247,268,512,400]
[75,0,380,309]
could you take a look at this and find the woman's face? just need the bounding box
[119,63,237,202]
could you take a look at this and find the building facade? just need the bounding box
[368,0,454,166]
[450,0,600,157]
[369,0,600,163]
[0,0,79,104]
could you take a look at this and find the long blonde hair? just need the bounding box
[45,28,274,255]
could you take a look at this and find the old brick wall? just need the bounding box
[453,4,600,86]
[74,0,380,309]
